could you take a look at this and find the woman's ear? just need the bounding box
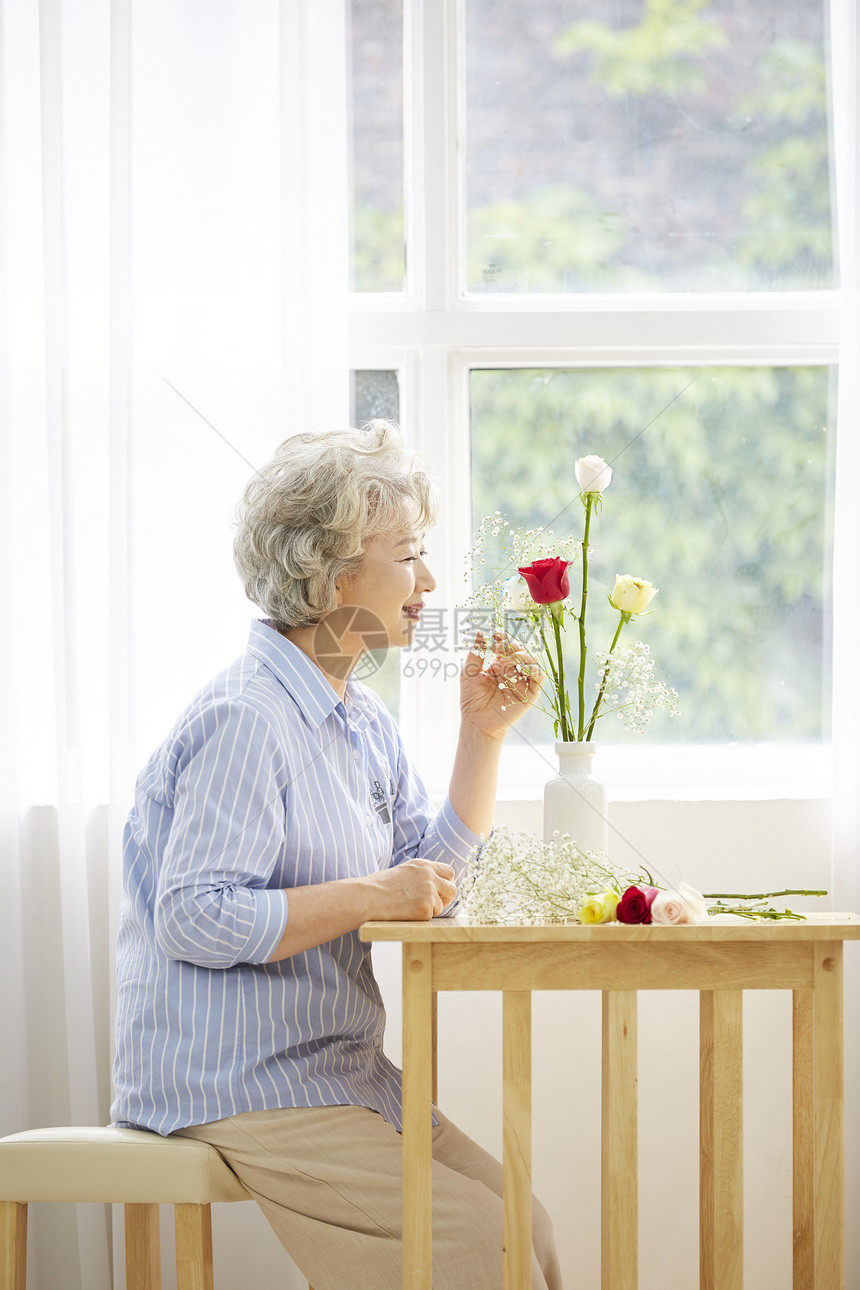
[333,560,359,608]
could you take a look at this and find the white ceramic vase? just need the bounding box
[543,740,608,855]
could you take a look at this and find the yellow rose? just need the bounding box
[577,891,620,925]
[609,574,658,616]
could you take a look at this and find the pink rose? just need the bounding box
[651,885,707,925]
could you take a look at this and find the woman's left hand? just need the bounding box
[459,630,543,740]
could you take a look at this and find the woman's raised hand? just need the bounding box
[458,630,543,740]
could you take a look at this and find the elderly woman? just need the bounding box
[111,423,562,1290]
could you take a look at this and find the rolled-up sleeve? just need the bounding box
[154,703,290,968]
[420,794,484,870]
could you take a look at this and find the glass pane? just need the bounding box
[350,370,402,717]
[347,0,405,291]
[465,0,834,292]
[351,369,401,425]
[469,367,834,743]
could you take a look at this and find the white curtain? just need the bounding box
[1,1,346,1285]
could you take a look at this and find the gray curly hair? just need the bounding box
[233,421,440,630]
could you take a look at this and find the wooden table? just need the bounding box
[360,915,860,1290]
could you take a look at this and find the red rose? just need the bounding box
[616,885,660,924]
[517,557,572,605]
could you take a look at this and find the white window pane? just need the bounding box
[350,370,402,716]
[465,0,834,293]
[469,367,834,743]
[348,0,405,291]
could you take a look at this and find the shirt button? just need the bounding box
[352,749,360,760]
[366,815,374,826]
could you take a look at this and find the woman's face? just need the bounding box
[335,525,436,650]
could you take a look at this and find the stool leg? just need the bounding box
[0,1201,27,1290]
[174,1204,213,1290]
[125,1203,161,1290]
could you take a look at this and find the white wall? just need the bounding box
[102,795,856,1290]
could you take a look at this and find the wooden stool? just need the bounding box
[0,1125,253,1290]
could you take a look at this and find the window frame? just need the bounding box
[345,0,855,797]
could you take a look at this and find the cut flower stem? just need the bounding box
[702,889,826,900]
[585,613,626,740]
[576,495,594,739]
[551,610,572,742]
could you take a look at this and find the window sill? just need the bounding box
[437,742,833,806]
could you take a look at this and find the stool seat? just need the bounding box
[0,1126,250,1205]
[0,1125,267,1290]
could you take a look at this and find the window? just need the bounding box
[465,0,833,293]
[348,0,406,291]
[346,0,843,797]
[350,369,404,718]
[470,365,834,746]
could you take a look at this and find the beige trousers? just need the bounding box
[175,1104,563,1290]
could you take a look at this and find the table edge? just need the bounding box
[360,916,860,943]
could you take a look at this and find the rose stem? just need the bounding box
[550,606,571,742]
[585,612,627,741]
[537,616,568,741]
[702,889,827,899]
[576,494,594,740]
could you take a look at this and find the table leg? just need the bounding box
[793,988,814,1287]
[402,942,434,1290]
[503,991,532,1290]
[812,942,844,1290]
[432,991,438,1108]
[699,990,743,1290]
[601,990,638,1290]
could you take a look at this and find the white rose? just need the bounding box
[574,455,613,493]
[679,883,708,921]
[609,574,657,615]
[503,575,534,614]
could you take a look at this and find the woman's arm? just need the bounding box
[266,858,457,961]
[448,631,543,837]
[447,723,505,839]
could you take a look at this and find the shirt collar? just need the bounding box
[343,675,378,731]
[246,619,376,732]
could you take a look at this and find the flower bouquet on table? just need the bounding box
[465,454,678,739]
[459,828,827,926]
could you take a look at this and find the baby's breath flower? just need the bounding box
[460,827,645,925]
[461,516,581,663]
[591,641,680,732]
[464,515,581,594]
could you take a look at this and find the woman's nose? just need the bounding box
[416,557,436,593]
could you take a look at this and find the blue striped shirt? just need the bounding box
[111,619,480,1135]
